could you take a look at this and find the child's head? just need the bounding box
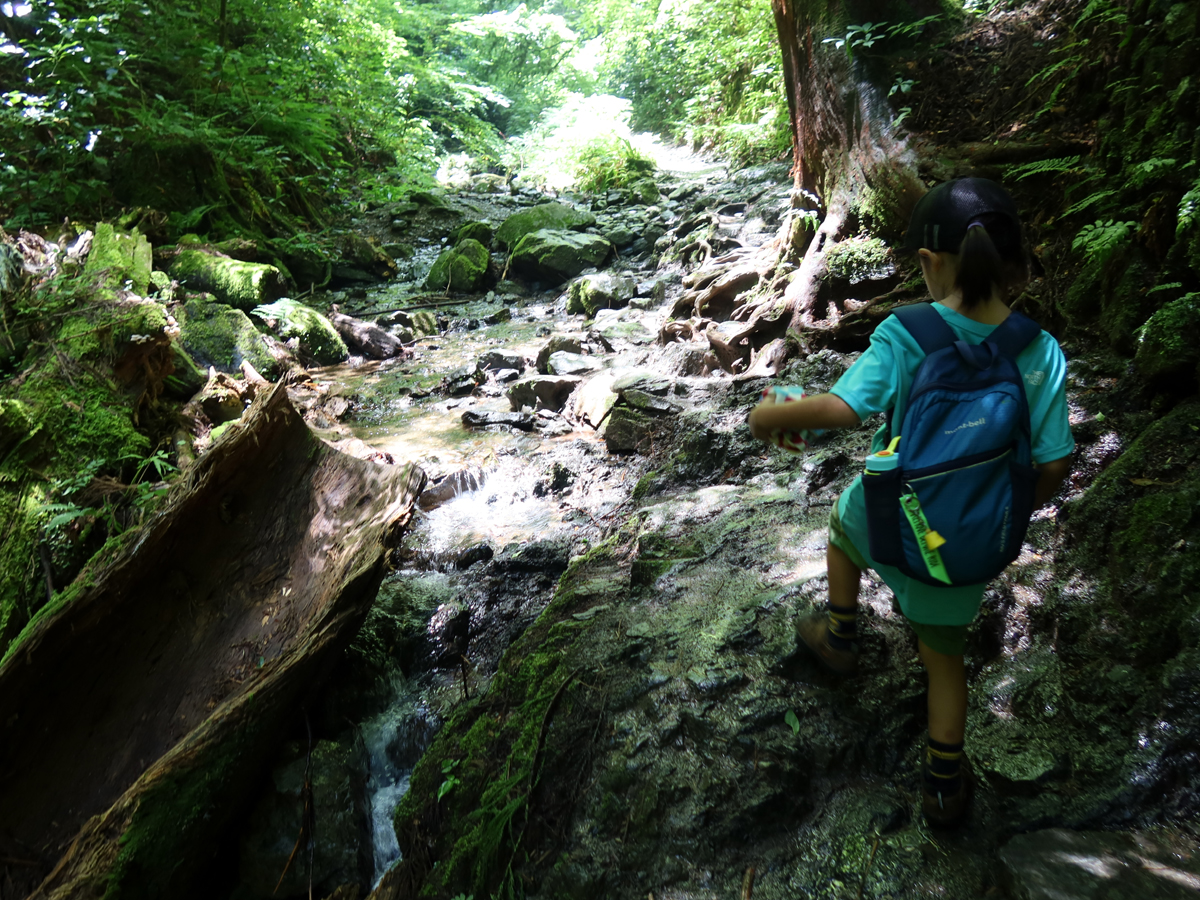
[902,178,1026,308]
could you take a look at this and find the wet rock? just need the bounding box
[495,202,597,250]
[441,364,481,397]
[617,389,682,416]
[534,462,576,496]
[603,406,654,453]
[547,351,602,376]
[419,468,484,510]
[998,828,1200,899]
[534,409,573,435]
[330,310,405,359]
[461,409,535,431]
[507,374,582,413]
[251,298,349,366]
[453,220,494,247]
[591,317,654,346]
[510,229,613,284]
[536,335,584,373]
[423,238,491,292]
[455,542,495,569]
[602,225,637,248]
[566,272,637,316]
[239,738,373,899]
[612,371,671,397]
[495,368,521,383]
[476,349,526,374]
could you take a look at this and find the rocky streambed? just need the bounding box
[78,156,1200,899]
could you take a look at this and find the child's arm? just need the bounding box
[748,392,860,440]
[1033,455,1071,508]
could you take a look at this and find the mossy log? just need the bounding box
[168,246,287,311]
[0,384,425,900]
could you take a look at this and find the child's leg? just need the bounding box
[917,639,967,744]
[824,542,862,649]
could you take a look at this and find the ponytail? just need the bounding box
[956,220,1004,309]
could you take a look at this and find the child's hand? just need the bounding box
[748,402,776,441]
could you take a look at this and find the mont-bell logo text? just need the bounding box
[944,416,986,436]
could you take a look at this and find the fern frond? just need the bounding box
[1063,190,1115,217]
[1004,156,1082,181]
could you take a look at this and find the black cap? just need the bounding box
[902,178,1020,252]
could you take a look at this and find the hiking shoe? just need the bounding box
[921,754,974,828]
[796,609,859,675]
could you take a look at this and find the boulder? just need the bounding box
[592,318,655,346]
[612,371,672,397]
[424,238,491,292]
[536,336,584,373]
[330,311,406,359]
[566,272,637,316]
[998,828,1200,900]
[603,406,654,453]
[509,229,612,285]
[442,364,480,396]
[176,295,281,378]
[168,247,286,311]
[602,225,637,248]
[495,202,597,250]
[454,221,494,247]
[461,410,535,431]
[546,351,602,376]
[506,375,582,413]
[251,299,349,366]
[1134,293,1200,381]
[476,349,526,374]
[624,178,661,206]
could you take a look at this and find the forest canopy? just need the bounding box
[0,0,787,240]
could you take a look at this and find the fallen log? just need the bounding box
[0,382,425,900]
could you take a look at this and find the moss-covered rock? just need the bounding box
[623,178,661,206]
[566,272,636,316]
[823,236,894,284]
[176,295,281,377]
[1135,292,1200,381]
[454,221,494,247]
[169,247,286,311]
[495,202,597,251]
[251,298,348,366]
[424,238,491,292]
[510,229,612,285]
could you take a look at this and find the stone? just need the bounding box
[509,229,613,285]
[592,319,655,346]
[659,341,716,377]
[330,311,405,359]
[566,272,637,316]
[461,410,535,431]
[998,828,1200,900]
[507,375,582,413]
[603,226,637,248]
[574,370,617,428]
[176,295,280,377]
[251,299,349,366]
[424,238,491,292]
[454,220,494,247]
[612,371,671,396]
[476,349,526,373]
[624,178,661,206]
[383,242,414,259]
[619,389,682,416]
[536,335,584,373]
[442,364,480,396]
[1134,293,1200,380]
[495,202,597,250]
[604,405,654,453]
[410,310,438,338]
[547,351,603,376]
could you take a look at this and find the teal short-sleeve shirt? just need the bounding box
[828,303,1074,625]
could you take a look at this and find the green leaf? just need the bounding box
[785,709,800,735]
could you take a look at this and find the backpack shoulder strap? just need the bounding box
[985,310,1042,359]
[892,302,958,356]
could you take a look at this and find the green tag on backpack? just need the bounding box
[900,492,952,584]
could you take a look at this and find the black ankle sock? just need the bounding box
[924,737,964,795]
[826,602,857,650]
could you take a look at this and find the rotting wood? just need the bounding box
[0,382,425,900]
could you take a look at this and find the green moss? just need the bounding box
[495,203,596,251]
[84,223,153,296]
[1135,292,1200,380]
[175,295,280,377]
[58,298,170,362]
[424,239,491,292]
[251,298,348,366]
[168,248,284,311]
[454,221,494,247]
[823,236,892,284]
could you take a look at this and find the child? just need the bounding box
[748,178,1074,827]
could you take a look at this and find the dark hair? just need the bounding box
[955,211,1026,309]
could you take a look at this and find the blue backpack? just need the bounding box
[863,303,1041,587]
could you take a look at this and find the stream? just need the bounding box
[229,147,1200,900]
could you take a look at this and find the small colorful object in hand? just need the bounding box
[762,385,825,454]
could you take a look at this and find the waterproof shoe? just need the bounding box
[921,754,974,828]
[796,609,860,675]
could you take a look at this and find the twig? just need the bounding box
[741,865,756,900]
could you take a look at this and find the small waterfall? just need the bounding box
[360,675,436,885]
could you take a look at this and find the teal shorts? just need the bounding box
[828,503,968,656]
